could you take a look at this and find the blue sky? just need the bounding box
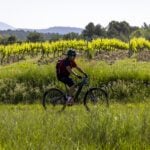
[0,0,149,29]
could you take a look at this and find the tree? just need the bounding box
[63,32,80,40]
[142,22,150,29]
[94,24,106,38]
[130,23,150,40]
[0,35,17,44]
[27,31,44,42]
[130,29,144,38]
[107,21,120,38]
[0,35,2,43]
[82,22,95,40]
[107,21,131,41]
[7,35,17,44]
[142,22,150,40]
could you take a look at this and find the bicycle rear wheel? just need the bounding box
[84,87,108,111]
[42,88,67,111]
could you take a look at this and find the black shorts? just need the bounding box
[58,76,74,87]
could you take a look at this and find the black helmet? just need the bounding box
[67,49,76,57]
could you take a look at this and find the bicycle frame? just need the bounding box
[65,76,89,102]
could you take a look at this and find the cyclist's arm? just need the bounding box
[76,66,86,75]
[66,66,79,77]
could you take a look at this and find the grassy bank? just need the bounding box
[0,102,150,149]
[0,58,149,103]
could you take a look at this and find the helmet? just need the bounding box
[67,49,76,57]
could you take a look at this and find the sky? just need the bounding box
[0,0,150,29]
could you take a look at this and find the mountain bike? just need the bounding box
[42,76,109,111]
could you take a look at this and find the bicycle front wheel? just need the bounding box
[84,87,108,111]
[42,88,67,111]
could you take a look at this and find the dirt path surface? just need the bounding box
[94,50,150,63]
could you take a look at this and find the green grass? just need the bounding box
[0,58,149,103]
[0,102,150,149]
[0,58,150,81]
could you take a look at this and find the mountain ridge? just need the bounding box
[0,22,83,34]
[0,22,15,30]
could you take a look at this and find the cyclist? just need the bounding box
[56,49,87,105]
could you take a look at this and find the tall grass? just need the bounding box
[0,103,150,149]
[0,58,149,103]
[0,58,149,83]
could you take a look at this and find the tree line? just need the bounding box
[82,21,150,41]
[0,20,150,44]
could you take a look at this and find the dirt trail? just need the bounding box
[94,50,150,63]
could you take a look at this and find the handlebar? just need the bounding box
[78,75,88,86]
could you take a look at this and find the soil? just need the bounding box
[94,50,150,64]
[94,50,129,64]
[136,50,150,62]
[36,50,150,65]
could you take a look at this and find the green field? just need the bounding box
[0,103,150,150]
[0,58,149,104]
[0,40,150,149]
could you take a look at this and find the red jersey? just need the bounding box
[56,58,77,78]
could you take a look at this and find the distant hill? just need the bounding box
[0,21,83,34]
[0,30,62,41]
[0,22,15,30]
[36,26,83,34]
[0,21,83,41]
[20,26,83,34]
[0,30,30,41]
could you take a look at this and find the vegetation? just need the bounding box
[0,21,150,43]
[0,38,150,64]
[0,103,150,149]
[0,58,149,103]
[0,40,149,150]
[0,20,149,150]
[26,32,44,42]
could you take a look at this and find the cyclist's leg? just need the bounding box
[58,77,75,104]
